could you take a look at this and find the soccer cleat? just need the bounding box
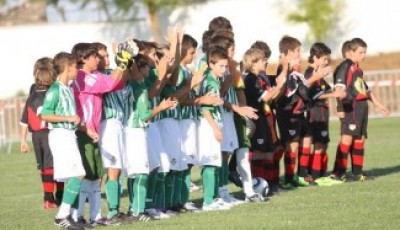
[295,176,310,187]
[329,173,347,182]
[228,171,243,188]
[347,174,374,182]
[202,199,231,211]
[184,202,199,212]
[245,193,265,203]
[94,214,123,226]
[54,215,84,230]
[145,208,170,220]
[267,184,280,196]
[280,181,297,190]
[76,217,94,229]
[44,200,58,210]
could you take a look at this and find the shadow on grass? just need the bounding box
[364,165,400,177]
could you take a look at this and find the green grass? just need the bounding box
[1,118,400,230]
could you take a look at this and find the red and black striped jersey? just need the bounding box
[20,84,48,132]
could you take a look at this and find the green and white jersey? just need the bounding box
[41,81,78,130]
[179,65,198,120]
[160,69,181,120]
[198,71,223,122]
[102,84,133,122]
[145,68,162,123]
[222,69,239,113]
[197,54,208,71]
[125,80,152,128]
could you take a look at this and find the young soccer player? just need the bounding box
[243,47,288,194]
[124,53,178,222]
[20,57,64,209]
[40,52,85,230]
[331,38,390,181]
[275,36,326,188]
[197,46,232,211]
[70,41,138,225]
[303,42,345,181]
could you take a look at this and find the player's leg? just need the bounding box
[297,136,313,186]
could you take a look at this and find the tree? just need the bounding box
[286,0,342,42]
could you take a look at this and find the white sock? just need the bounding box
[89,179,102,221]
[236,148,255,197]
[56,203,71,219]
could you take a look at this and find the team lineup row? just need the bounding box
[20,16,390,230]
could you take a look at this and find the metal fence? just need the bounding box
[1,70,400,153]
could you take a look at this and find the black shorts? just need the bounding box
[276,109,310,143]
[31,129,53,170]
[233,113,251,149]
[309,106,330,143]
[341,100,368,137]
[250,113,276,153]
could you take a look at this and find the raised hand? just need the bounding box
[155,56,169,80]
[115,40,139,70]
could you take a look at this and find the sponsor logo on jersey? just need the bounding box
[321,130,328,137]
[257,139,264,145]
[289,129,296,136]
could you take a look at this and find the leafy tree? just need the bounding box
[286,0,342,42]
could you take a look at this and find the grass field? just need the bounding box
[1,118,400,230]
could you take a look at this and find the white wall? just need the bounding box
[0,0,399,98]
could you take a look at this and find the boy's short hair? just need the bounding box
[134,54,149,69]
[142,41,160,55]
[92,42,107,51]
[181,34,198,59]
[33,57,53,76]
[207,46,228,66]
[341,40,351,58]
[35,67,55,88]
[208,16,232,32]
[209,35,234,52]
[71,43,98,69]
[53,52,77,75]
[251,41,271,59]
[212,29,234,40]
[350,38,367,51]
[201,30,214,53]
[242,48,265,73]
[308,42,331,63]
[279,35,301,55]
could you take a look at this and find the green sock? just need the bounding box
[155,172,166,210]
[62,177,82,205]
[223,159,229,186]
[130,174,149,215]
[214,166,220,198]
[145,171,157,209]
[172,171,183,207]
[106,179,119,218]
[165,172,174,209]
[202,166,216,205]
[181,169,191,205]
[127,178,134,206]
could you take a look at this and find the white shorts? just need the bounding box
[180,119,198,165]
[158,118,188,171]
[48,129,85,181]
[124,127,150,177]
[99,119,125,169]
[146,123,163,172]
[197,118,222,167]
[221,112,239,154]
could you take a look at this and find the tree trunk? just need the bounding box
[148,6,162,43]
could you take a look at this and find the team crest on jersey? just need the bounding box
[349,124,356,131]
[171,158,177,165]
[289,129,296,136]
[321,130,328,137]
[257,139,264,145]
[46,92,53,101]
[84,76,96,86]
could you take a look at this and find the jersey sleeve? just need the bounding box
[41,86,59,116]
[75,71,123,94]
[137,93,152,121]
[244,74,267,103]
[334,60,351,89]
